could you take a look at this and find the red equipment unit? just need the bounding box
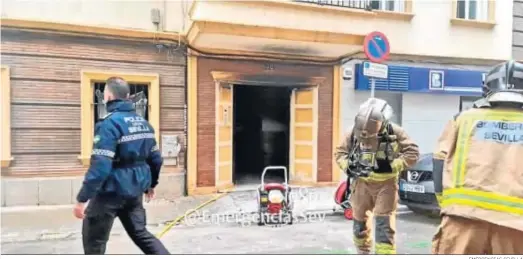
[264,183,286,214]
[267,203,283,214]
[335,181,348,205]
[257,166,293,225]
[334,178,353,220]
[264,183,287,192]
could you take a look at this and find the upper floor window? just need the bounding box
[456,0,489,21]
[369,0,405,12]
[93,82,149,126]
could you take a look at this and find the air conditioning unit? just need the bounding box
[342,67,353,80]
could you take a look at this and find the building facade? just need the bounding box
[513,0,523,59]
[185,0,367,194]
[339,0,513,183]
[1,1,189,206]
[0,0,515,205]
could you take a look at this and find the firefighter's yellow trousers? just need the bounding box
[432,215,523,254]
[350,177,397,254]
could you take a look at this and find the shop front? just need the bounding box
[341,61,488,156]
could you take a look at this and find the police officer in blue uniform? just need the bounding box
[73,77,169,255]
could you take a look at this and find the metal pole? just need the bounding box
[370,78,375,98]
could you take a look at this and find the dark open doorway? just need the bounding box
[233,85,292,185]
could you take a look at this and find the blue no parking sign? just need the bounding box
[363,31,390,63]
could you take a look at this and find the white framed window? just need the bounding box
[369,0,405,12]
[456,0,489,21]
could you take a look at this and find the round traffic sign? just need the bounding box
[363,31,390,63]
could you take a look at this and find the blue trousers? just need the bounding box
[82,194,169,255]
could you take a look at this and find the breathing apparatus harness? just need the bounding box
[346,123,396,178]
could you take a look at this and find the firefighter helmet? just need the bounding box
[353,97,394,142]
[483,60,523,105]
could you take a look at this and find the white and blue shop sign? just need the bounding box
[354,63,486,97]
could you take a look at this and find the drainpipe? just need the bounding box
[183,51,189,197]
[171,0,189,197]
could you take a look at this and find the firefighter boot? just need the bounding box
[373,179,398,254]
[353,218,373,254]
[374,215,396,254]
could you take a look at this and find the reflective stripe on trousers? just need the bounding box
[375,243,396,254]
[353,232,396,254]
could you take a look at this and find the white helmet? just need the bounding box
[353,97,394,142]
[484,60,523,106]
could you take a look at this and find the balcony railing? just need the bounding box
[293,0,373,10]
[293,0,405,12]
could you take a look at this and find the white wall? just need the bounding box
[2,0,513,61]
[401,93,459,154]
[192,0,513,61]
[1,0,192,33]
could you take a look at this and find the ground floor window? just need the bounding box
[93,82,149,127]
[79,71,160,166]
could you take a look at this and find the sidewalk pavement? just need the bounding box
[1,194,215,244]
[1,186,438,254]
[204,186,339,217]
[1,187,341,244]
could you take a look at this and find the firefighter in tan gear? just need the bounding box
[432,60,523,254]
[335,98,419,254]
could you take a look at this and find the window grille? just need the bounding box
[93,82,149,126]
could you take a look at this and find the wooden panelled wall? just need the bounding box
[1,30,186,176]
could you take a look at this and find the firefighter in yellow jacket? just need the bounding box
[335,98,419,254]
[432,60,523,254]
[434,96,490,205]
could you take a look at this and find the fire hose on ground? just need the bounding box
[155,192,229,239]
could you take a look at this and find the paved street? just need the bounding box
[1,187,439,254]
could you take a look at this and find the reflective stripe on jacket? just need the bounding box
[334,123,419,182]
[437,107,523,231]
[76,100,163,202]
